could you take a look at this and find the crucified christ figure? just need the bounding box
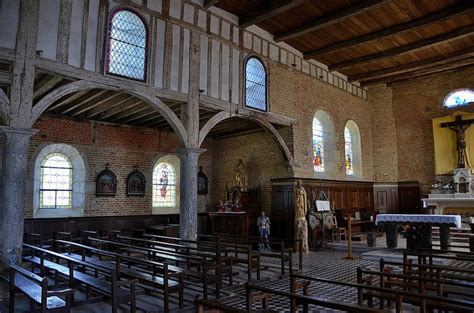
[441,115,474,168]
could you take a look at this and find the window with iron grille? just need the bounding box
[245,57,267,111]
[105,8,148,81]
[153,162,177,208]
[39,153,73,209]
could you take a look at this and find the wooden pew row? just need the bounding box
[356,267,473,312]
[246,282,385,313]
[55,239,184,312]
[198,233,301,275]
[87,236,223,300]
[22,243,137,313]
[6,263,73,313]
[116,234,236,285]
[143,233,262,282]
[380,258,474,300]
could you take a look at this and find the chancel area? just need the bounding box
[0,0,474,312]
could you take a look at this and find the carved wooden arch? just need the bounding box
[198,111,295,168]
[30,80,188,145]
[0,89,10,125]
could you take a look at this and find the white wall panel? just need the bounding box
[231,48,240,104]
[84,0,99,71]
[37,0,60,60]
[0,0,20,49]
[68,0,84,67]
[154,19,166,88]
[199,35,208,94]
[220,44,229,102]
[170,25,181,91]
[210,39,220,98]
[181,28,190,93]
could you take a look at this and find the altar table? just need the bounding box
[376,214,462,250]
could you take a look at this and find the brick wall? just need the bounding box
[22,116,213,218]
[268,62,374,181]
[209,130,291,212]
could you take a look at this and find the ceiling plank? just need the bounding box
[60,90,110,115]
[349,47,474,82]
[361,57,474,86]
[240,0,305,28]
[304,2,474,59]
[71,92,126,117]
[203,0,219,9]
[328,25,474,72]
[386,64,474,86]
[274,0,391,42]
[119,107,157,124]
[86,95,135,119]
[108,104,149,122]
[33,75,64,100]
[0,70,13,85]
[46,89,91,112]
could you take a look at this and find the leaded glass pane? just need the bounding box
[245,57,267,111]
[107,10,147,81]
[153,162,177,208]
[312,118,324,172]
[40,153,73,209]
[444,89,474,108]
[345,127,354,175]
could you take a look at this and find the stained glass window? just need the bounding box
[153,162,176,208]
[312,117,324,172]
[443,89,474,108]
[344,127,354,175]
[39,153,73,209]
[245,57,267,111]
[106,9,148,81]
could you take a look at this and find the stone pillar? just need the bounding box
[0,127,36,271]
[176,148,205,241]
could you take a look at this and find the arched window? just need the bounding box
[344,120,362,177]
[312,110,336,178]
[245,57,267,111]
[40,153,73,209]
[33,144,86,218]
[443,89,474,108]
[153,161,177,208]
[105,8,148,81]
[312,117,324,172]
[344,127,353,175]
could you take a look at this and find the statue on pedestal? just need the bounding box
[257,211,271,250]
[235,159,246,190]
[294,179,309,252]
[441,115,474,168]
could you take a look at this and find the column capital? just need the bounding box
[0,126,37,137]
[173,147,207,156]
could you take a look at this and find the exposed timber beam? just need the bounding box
[361,57,474,86]
[328,25,474,72]
[33,75,65,100]
[71,92,125,116]
[203,0,219,9]
[304,2,474,59]
[349,47,474,82]
[0,70,12,85]
[87,96,136,119]
[45,90,90,112]
[274,0,391,42]
[60,90,109,114]
[240,0,305,28]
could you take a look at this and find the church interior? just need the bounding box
[0,0,474,312]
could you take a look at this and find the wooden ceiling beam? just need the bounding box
[86,95,136,119]
[304,2,474,59]
[328,25,474,72]
[239,0,305,28]
[386,64,474,86]
[108,104,149,122]
[349,47,474,82]
[33,75,64,100]
[0,70,12,85]
[46,89,92,112]
[203,0,219,9]
[60,90,110,115]
[71,92,126,117]
[361,57,474,86]
[120,108,158,124]
[274,0,391,42]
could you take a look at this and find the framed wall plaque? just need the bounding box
[126,168,146,197]
[96,164,117,197]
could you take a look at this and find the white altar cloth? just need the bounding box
[376,214,462,229]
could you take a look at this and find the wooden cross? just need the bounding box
[440,115,474,168]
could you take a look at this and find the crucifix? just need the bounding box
[441,115,474,168]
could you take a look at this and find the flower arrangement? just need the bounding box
[430,180,454,194]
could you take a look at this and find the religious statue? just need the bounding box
[235,159,246,190]
[294,179,309,252]
[257,211,271,250]
[441,115,474,169]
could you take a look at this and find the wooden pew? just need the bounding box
[246,282,386,313]
[55,239,184,312]
[22,243,137,313]
[195,294,276,313]
[144,233,261,282]
[88,236,223,299]
[7,263,73,313]
[120,234,235,285]
[357,266,474,312]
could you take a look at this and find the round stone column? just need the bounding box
[0,127,37,271]
[175,148,206,241]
